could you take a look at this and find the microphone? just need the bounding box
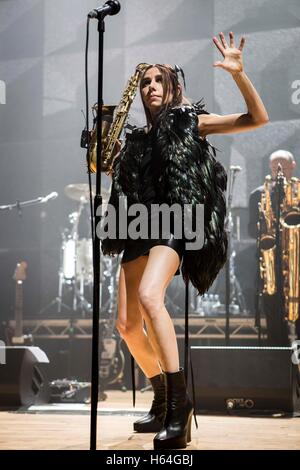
[88,1,121,19]
[41,192,58,203]
[230,165,242,172]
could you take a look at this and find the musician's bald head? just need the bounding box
[269,149,296,180]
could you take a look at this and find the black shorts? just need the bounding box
[121,234,184,276]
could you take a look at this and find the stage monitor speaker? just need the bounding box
[189,346,300,414]
[0,346,50,407]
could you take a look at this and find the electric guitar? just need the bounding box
[11,261,32,345]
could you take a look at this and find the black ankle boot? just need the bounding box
[133,373,166,433]
[153,368,193,449]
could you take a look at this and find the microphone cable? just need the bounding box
[84,17,95,247]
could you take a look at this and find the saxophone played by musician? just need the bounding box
[248,150,300,345]
[88,63,149,174]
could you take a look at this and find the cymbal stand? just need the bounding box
[225,166,246,342]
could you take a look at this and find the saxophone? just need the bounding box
[281,177,300,322]
[88,62,149,174]
[258,175,276,295]
[258,173,300,323]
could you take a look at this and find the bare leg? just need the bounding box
[116,257,161,378]
[138,245,181,373]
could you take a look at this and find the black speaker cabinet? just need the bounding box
[0,346,50,407]
[189,346,300,414]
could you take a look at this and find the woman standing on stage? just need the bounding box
[102,32,269,449]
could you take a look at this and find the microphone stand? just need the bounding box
[87,1,121,452]
[89,15,105,452]
[0,193,58,216]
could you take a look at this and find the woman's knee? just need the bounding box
[138,285,164,319]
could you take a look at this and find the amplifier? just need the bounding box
[189,346,300,414]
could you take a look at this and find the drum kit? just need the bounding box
[40,183,117,317]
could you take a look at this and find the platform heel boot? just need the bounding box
[153,368,193,449]
[133,373,166,433]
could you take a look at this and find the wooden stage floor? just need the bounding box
[0,391,299,450]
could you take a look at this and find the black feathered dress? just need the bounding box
[101,101,228,295]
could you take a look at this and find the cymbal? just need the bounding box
[64,184,110,203]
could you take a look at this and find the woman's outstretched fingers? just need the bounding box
[212,36,225,55]
[239,36,246,51]
[219,32,228,48]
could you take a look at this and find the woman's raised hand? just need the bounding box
[212,31,245,75]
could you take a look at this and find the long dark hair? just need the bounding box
[139,64,184,128]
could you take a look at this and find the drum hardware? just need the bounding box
[39,183,111,316]
[38,261,72,316]
[38,210,90,316]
